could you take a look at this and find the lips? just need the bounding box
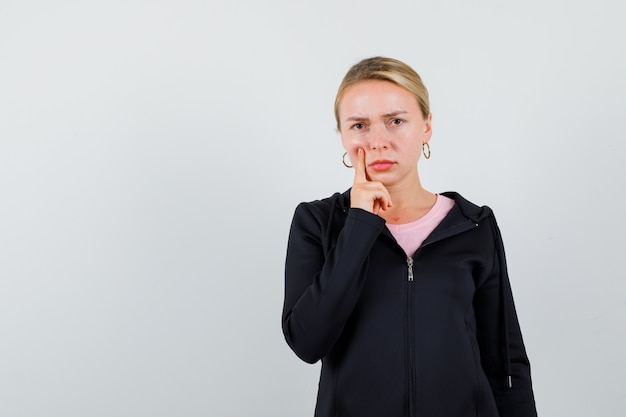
[368,159,395,171]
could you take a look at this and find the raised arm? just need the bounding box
[282,203,385,363]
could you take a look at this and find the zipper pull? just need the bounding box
[406,258,414,281]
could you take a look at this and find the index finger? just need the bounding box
[353,148,368,183]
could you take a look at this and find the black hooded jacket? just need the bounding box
[282,190,537,417]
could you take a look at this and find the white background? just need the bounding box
[1,0,625,416]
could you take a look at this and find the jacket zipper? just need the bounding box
[406,257,416,416]
[386,220,478,416]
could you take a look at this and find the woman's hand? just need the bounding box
[350,148,392,215]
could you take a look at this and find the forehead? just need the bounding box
[339,79,418,115]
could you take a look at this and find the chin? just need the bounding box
[371,173,398,185]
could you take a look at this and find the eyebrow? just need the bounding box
[344,110,409,122]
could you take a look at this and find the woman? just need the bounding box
[282,57,537,417]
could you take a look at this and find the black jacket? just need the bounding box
[282,190,537,417]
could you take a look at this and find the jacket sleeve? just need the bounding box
[282,203,386,364]
[473,213,538,417]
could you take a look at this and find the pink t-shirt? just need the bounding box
[386,195,455,257]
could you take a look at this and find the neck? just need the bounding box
[380,174,437,224]
[385,174,433,207]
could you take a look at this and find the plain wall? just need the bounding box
[1,0,625,415]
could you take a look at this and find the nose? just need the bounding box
[369,124,390,150]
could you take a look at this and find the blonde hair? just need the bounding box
[334,56,430,129]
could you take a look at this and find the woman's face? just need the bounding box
[338,79,432,187]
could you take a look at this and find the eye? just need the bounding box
[352,123,365,130]
[390,118,404,126]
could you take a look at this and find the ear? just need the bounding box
[423,113,433,144]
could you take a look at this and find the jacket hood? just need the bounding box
[440,191,493,223]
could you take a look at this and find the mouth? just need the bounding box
[368,159,395,171]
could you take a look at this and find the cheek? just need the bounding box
[341,132,365,152]
[342,143,361,164]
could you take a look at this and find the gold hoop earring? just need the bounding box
[422,142,431,159]
[342,152,353,168]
